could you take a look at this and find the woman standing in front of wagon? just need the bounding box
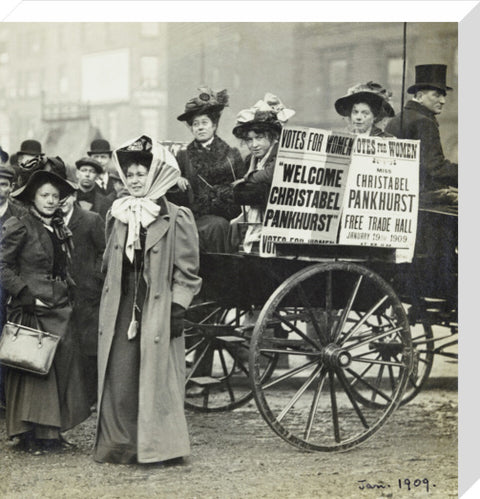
[175,87,245,253]
[0,170,90,454]
[94,135,202,464]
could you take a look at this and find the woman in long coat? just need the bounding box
[94,135,202,464]
[174,87,246,253]
[0,170,90,453]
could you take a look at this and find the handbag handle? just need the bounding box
[18,312,45,347]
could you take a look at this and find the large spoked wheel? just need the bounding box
[184,301,278,412]
[249,262,413,452]
[400,322,434,405]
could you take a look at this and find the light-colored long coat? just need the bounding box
[96,200,201,463]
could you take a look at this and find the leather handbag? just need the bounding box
[0,319,61,376]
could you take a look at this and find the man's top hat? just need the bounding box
[75,157,103,174]
[407,64,453,95]
[17,139,44,157]
[0,165,15,181]
[88,139,112,156]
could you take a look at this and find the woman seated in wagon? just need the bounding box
[229,93,295,253]
[334,81,395,137]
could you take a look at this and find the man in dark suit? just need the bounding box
[0,165,26,321]
[385,64,457,206]
[0,164,26,407]
[61,192,106,407]
[75,157,112,219]
[87,139,116,200]
[386,64,457,307]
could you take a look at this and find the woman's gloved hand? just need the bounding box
[170,303,186,339]
[17,287,36,315]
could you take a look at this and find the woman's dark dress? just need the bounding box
[94,232,147,463]
[0,213,90,439]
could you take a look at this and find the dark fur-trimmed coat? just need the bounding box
[175,135,246,221]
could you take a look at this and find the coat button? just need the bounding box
[105,286,109,292]
[152,248,159,253]
[99,330,103,335]
[154,336,160,343]
[154,294,160,299]
[114,244,119,249]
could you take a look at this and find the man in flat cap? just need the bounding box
[386,64,457,208]
[87,139,116,199]
[75,157,112,219]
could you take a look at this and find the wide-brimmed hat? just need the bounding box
[0,165,15,180]
[177,87,229,122]
[116,135,153,171]
[232,93,296,139]
[407,64,453,95]
[17,139,44,157]
[75,157,103,174]
[335,82,395,118]
[88,139,112,156]
[12,170,75,203]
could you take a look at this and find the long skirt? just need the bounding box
[5,304,90,439]
[94,271,146,464]
[196,214,230,253]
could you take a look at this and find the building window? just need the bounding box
[387,57,404,110]
[140,109,159,138]
[140,56,159,88]
[108,110,118,145]
[140,23,159,37]
[26,71,41,97]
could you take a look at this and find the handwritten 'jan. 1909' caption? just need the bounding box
[358,478,435,493]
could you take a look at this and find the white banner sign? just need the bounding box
[260,126,352,256]
[259,126,420,259]
[339,136,420,255]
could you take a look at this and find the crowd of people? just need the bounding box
[0,64,457,463]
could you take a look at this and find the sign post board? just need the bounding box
[260,126,419,262]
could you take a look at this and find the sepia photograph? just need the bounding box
[0,2,472,497]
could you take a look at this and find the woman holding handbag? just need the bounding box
[0,170,90,454]
[94,135,202,464]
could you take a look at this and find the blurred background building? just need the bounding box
[0,22,457,169]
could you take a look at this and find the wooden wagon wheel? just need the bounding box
[337,312,434,409]
[184,301,278,412]
[249,262,413,452]
[400,322,434,404]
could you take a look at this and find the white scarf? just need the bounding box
[111,135,180,262]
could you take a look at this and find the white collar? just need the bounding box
[96,172,108,183]
[63,205,74,226]
[201,137,215,149]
